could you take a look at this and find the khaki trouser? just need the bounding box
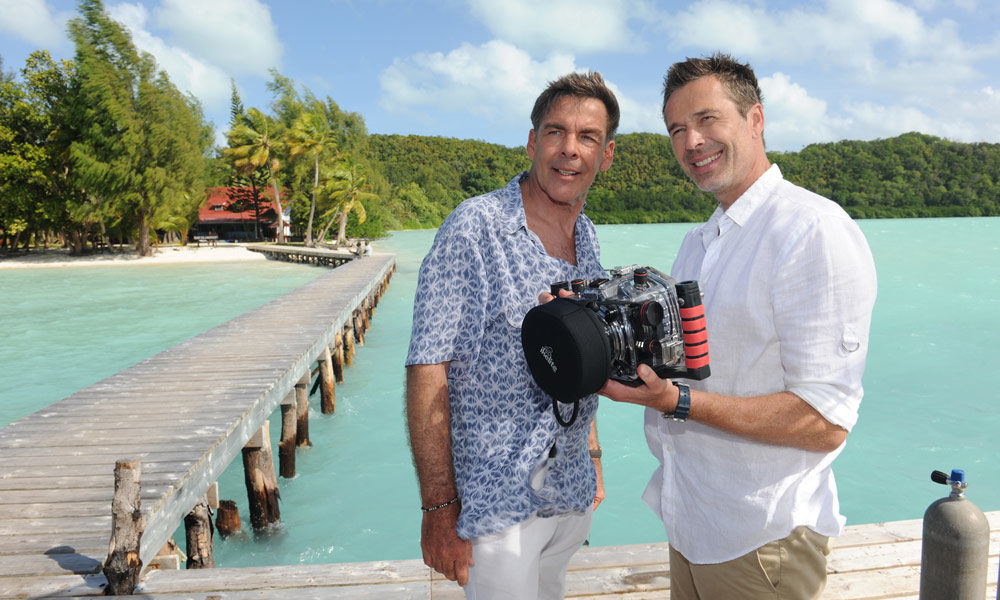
[668,526,832,599]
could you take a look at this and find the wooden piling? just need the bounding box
[332,332,345,384]
[279,390,298,477]
[319,347,336,415]
[183,497,215,569]
[353,310,366,345]
[104,459,143,595]
[242,422,280,532]
[343,324,356,366]
[295,373,311,446]
[215,500,242,538]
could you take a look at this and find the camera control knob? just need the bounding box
[633,268,648,287]
[639,301,664,326]
[571,279,586,294]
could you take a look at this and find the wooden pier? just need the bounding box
[245,243,357,267]
[5,512,998,598]
[0,254,395,595]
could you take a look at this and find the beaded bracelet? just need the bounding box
[421,495,459,512]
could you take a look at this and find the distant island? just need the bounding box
[365,131,1000,230]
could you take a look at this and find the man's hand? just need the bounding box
[598,364,677,414]
[421,502,473,586]
[592,460,605,510]
[537,287,577,304]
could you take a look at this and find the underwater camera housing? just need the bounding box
[521,265,710,426]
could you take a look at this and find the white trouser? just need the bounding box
[464,508,593,600]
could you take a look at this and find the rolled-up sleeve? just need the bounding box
[772,214,877,431]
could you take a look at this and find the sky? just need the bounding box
[1,0,999,153]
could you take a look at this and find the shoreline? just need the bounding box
[0,243,267,270]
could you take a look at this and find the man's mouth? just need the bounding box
[555,168,580,176]
[693,152,722,168]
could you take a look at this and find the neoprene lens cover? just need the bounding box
[520,298,612,402]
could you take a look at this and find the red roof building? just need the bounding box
[194,187,289,241]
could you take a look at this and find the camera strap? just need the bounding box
[553,398,579,427]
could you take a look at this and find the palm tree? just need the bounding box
[224,108,287,243]
[288,104,338,247]
[316,158,375,247]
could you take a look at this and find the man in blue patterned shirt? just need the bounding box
[405,72,617,599]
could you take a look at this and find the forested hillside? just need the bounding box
[366,131,1000,229]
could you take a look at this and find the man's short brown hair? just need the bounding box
[531,71,620,142]
[662,52,763,119]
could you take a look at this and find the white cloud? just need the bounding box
[661,0,1000,148]
[379,40,577,125]
[0,0,72,49]
[152,0,282,77]
[107,3,230,115]
[379,39,661,140]
[466,0,652,55]
[608,83,664,137]
[760,72,845,150]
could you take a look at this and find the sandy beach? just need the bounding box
[0,243,267,269]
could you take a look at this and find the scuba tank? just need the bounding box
[918,469,990,600]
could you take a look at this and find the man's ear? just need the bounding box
[599,140,615,172]
[749,103,764,140]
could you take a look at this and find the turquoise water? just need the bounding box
[2,218,999,568]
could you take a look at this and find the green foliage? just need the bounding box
[775,132,1000,218]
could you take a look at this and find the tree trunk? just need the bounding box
[251,179,261,241]
[271,175,285,244]
[336,211,349,247]
[315,212,337,246]
[306,154,318,247]
[136,209,152,257]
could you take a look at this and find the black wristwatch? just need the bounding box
[662,382,690,422]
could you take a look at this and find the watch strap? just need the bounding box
[662,382,690,422]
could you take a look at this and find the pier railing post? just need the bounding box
[242,422,280,532]
[104,459,143,595]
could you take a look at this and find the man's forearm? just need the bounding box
[405,363,459,504]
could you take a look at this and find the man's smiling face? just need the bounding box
[664,75,766,209]
[526,96,615,209]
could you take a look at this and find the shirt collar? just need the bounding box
[499,172,531,236]
[722,163,782,227]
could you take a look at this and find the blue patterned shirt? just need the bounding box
[406,172,604,540]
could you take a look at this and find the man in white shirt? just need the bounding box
[600,53,877,599]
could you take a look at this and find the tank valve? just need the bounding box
[930,468,968,498]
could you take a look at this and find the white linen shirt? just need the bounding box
[642,164,877,564]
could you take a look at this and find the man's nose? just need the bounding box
[561,135,580,157]
[683,127,704,150]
